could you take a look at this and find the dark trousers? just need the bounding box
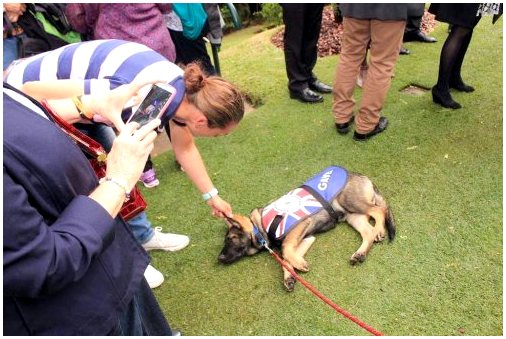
[405,3,425,33]
[168,23,216,76]
[108,279,173,335]
[281,3,324,92]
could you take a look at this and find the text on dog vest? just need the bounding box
[317,170,334,190]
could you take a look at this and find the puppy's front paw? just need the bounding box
[286,256,309,272]
[349,252,366,265]
[284,276,296,292]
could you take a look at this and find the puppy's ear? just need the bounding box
[225,217,241,229]
[249,208,263,227]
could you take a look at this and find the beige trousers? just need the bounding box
[332,18,406,134]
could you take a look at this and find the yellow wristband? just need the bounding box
[72,95,94,120]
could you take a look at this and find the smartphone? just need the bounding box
[126,83,176,127]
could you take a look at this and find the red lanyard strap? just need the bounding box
[266,245,384,336]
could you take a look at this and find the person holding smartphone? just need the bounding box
[127,83,177,127]
[4,39,245,288]
[4,80,176,335]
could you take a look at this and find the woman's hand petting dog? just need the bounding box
[208,195,233,219]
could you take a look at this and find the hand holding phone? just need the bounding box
[126,83,176,127]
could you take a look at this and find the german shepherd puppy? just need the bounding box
[218,168,395,291]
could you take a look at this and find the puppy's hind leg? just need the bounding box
[283,236,316,292]
[346,213,375,265]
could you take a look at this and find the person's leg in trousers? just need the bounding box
[282,3,308,92]
[109,279,173,335]
[129,212,155,244]
[169,26,216,76]
[332,17,371,125]
[404,3,424,35]
[301,3,324,83]
[143,156,154,172]
[75,123,116,151]
[355,19,405,134]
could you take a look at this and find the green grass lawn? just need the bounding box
[144,18,503,336]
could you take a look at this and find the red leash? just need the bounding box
[267,248,384,336]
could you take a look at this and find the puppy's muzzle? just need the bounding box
[218,243,247,264]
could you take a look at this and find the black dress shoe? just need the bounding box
[399,46,410,55]
[309,79,332,93]
[450,81,475,92]
[431,86,461,109]
[289,88,323,103]
[404,30,437,43]
[353,117,388,141]
[335,116,354,134]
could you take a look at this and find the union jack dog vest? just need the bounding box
[260,166,348,242]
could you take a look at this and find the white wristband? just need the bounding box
[202,188,218,201]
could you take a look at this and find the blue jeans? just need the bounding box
[76,123,116,149]
[77,123,155,244]
[3,37,19,70]
[129,212,155,244]
[108,279,173,335]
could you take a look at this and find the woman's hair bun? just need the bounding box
[183,63,206,94]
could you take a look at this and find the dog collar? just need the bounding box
[252,223,267,248]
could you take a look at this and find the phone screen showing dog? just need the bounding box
[129,85,173,127]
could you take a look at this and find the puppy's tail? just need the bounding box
[374,186,396,241]
[385,206,396,241]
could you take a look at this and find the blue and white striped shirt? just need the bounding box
[5,39,184,92]
[5,39,185,124]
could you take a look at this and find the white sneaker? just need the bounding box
[142,226,190,252]
[144,264,164,289]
